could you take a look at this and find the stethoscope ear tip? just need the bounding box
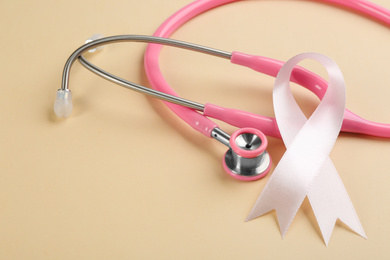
[85,33,104,53]
[223,128,272,181]
[54,89,73,118]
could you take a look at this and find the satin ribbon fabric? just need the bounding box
[246,53,366,246]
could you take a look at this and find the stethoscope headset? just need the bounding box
[55,0,390,181]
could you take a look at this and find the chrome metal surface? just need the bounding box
[211,128,231,147]
[235,133,262,151]
[78,56,205,111]
[214,129,271,176]
[224,150,271,177]
[61,35,231,94]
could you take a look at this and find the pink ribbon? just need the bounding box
[246,53,366,246]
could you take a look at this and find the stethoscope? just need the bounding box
[55,0,390,181]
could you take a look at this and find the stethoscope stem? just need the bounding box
[211,128,231,146]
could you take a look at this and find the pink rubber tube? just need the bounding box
[144,0,390,138]
[205,53,390,138]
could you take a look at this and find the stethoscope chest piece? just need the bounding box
[223,128,272,181]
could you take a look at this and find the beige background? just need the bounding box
[1,0,390,259]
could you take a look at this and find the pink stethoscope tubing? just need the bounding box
[144,0,390,139]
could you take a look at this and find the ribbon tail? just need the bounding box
[246,190,305,238]
[246,168,309,238]
[308,159,367,246]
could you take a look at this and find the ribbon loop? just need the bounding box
[247,53,366,246]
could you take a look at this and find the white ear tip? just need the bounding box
[54,90,73,118]
[85,33,104,53]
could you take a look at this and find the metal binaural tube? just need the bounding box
[78,56,205,111]
[61,35,231,91]
[61,35,232,111]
